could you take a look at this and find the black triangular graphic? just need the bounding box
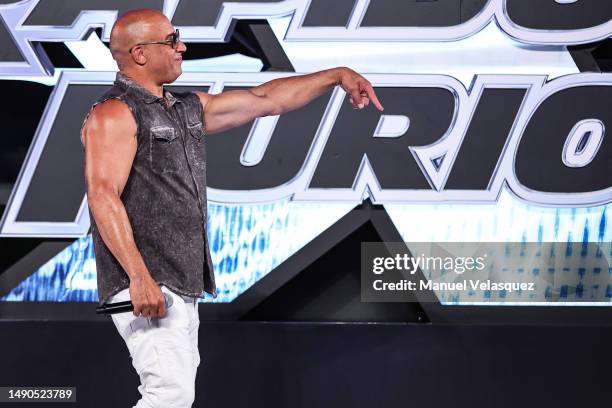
[200,199,436,322]
[241,221,422,322]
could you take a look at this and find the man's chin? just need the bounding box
[165,70,182,84]
[172,67,182,81]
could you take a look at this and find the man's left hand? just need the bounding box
[337,67,384,111]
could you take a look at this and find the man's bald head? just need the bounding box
[109,9,171,68]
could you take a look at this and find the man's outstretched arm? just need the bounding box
[195,66,384,135]
[82,99,166,317]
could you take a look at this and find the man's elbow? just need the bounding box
[266,98,283,116]
[249,90,282,116]
[86,186,121,215]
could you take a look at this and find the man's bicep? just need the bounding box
[195,90,277,135]
[82,99,137,198]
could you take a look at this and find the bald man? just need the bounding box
[81,8,383,408]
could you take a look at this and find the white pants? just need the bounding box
[109,285,200,408]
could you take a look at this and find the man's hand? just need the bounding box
[129,275,166,318]
[336,67,384,111]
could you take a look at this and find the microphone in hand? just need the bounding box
[96,292,174,316]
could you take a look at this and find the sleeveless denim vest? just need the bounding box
[84,72,216,305]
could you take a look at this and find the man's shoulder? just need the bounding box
[89,98,132,123]
[83,98,136,139]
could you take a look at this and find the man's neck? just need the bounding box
[120,70,164,98]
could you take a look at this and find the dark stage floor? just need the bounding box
[1,320,610,407]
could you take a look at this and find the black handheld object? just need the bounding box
[96,293,174,315]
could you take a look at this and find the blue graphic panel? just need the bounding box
[3,193,609,305]
[385,190,611,305]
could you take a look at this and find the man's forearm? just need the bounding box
[88,192,151,282]
[251,67,343,115]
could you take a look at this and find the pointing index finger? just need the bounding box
[365,83,384,111]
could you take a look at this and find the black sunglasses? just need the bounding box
[129,29,180,53]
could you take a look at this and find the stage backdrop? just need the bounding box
[0,1,610,311]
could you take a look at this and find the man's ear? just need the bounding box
[131,47,147,66]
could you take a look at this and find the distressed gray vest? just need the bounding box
[85,72,216,305]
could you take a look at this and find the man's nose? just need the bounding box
[176,40,187,53]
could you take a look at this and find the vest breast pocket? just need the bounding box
[187,122,203,141]
[150,126,183,174]
[186,122,206,169]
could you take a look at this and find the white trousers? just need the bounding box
[109,285,200,408]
